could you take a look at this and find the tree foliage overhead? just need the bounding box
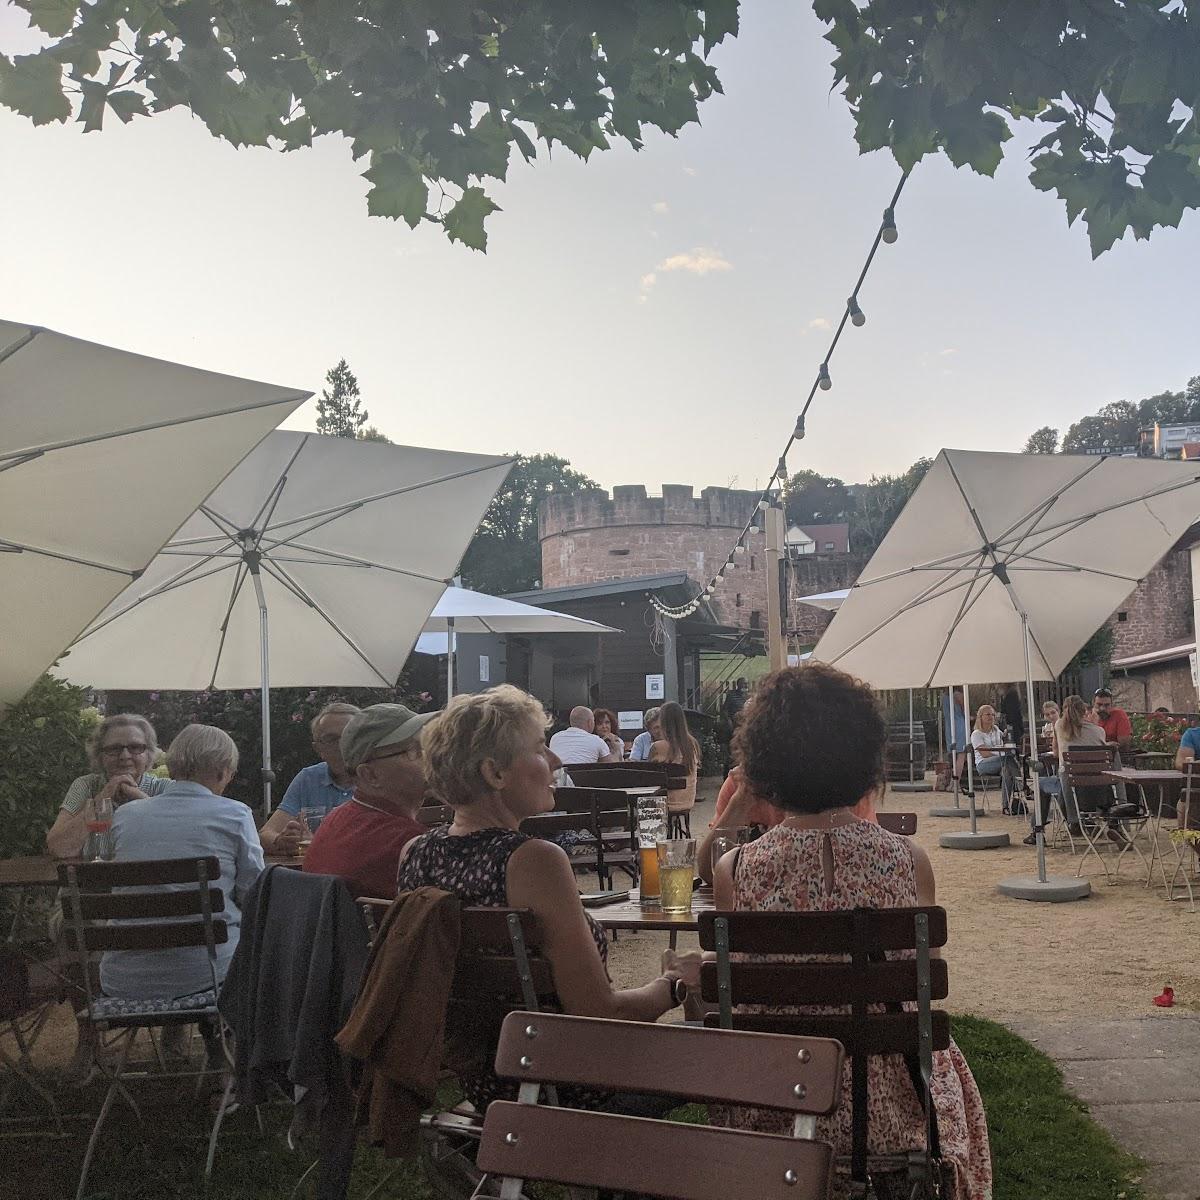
[1023,426,1059,454]
[1,0,737,251]
[316,358,367,438]
[784,469,854,528]
[850,457,933,554]
[815,0,1200,257]
[460,452,599,595]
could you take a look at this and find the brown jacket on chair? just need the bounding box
[334,887,461,1157]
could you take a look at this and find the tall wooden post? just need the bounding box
[765,501,787,672]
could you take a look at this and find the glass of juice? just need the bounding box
[636,797,667,902]
[87,792,114,861]
[656,839,697,914]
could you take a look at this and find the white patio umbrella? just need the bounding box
[418,585,619,695]
[1,319,309,710]
[814,448,1200,900]
[59,431,513,813]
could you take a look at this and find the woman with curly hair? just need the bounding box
[714,663,992,1200]
[591,707,625,760]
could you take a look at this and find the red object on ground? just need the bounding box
[1153,986,1175,1008]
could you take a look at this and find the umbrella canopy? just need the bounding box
[795,588,850,611]
[1,320,309,708]
[422,586,620,636]
[61,431,514,690]
[813,449,1200,690]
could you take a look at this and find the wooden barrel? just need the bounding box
[884,722,927,782]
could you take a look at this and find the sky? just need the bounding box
[4,1,1199,493]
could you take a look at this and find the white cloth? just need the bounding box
[630,731,653,762]
[969,726,1004,768]
[548,727,612,765]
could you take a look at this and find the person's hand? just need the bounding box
[113,778,148,803]
[271,819,305,855]
[661,948,703,989]
[95,774,135,806]
[723,767,762,822]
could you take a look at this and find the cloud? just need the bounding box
[939,348,957,357]
[683,166,698,177]
[805,317,832,333]
[651,201,669,215]
[638,247,732,299]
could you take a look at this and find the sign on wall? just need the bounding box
[645,673,664,700]
[479,655,490,683]
[618,710,643,730]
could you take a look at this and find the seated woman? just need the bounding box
[591,707,625,761]
[47,713,169,859]
[1054,694,1120,836]
[396,684,699,1106]
[101,724,264,1004]
[713,664,991,1200]
[649,700,699,834]
[970,703,1019,814]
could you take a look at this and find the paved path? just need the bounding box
[1008,1014,1200,1200]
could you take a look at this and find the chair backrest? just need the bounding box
[697,906,949,1190]
[1063,745,1116,789]
[876,811,917,836]
[567,762,684,790]
[477,1011,843,1200]
[416,803,454,826]
[1182,761,1200,829]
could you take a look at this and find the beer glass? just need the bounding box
[636,796,667,902]
[656,839,697,914]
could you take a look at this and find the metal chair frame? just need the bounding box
[1062,747,1151,885]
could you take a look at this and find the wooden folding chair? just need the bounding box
[417,803,454,827]
[700,906,950,1199]
[1062,746,1150,884]
[521,787,636,888]
[1167,762,1199,911]
[0,946,69,1138]
[59,857,233,1200]
[876,812,917,836]
[475,1010,844,1200]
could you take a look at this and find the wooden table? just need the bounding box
[1103,768,1187,899]
[591,885,715,947]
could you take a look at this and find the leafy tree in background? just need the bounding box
[316,359,367,439]
[0,1,736,251]
[850,457,932,554]
[357,425,392,443]
[1061,400,1141,454]
[461,453,598,595]
[1023,427,1059,454]
[785,469,853,527]
[815,1,1200,256]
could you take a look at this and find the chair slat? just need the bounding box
[522,813,594,837]
[63,921,229,952]
[698,959,949,1006]
[702,1009,952,1055]
[58,857,220,888]
[698,907,947,954]
[876,812,917,836]
[458,908,544,953]
[452,956,555,1001]
[417,804,453,826]
[494,1012,842,1114]
[63,887,226,922]
[477,1103,834,1200]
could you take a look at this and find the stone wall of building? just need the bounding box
[785,553,872,644]
[1109,546,1194,658]
[539,485,771,628]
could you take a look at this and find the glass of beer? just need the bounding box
[636,797,667,902]
[656,839,697,914]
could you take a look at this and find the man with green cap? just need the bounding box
[303,703,437,898]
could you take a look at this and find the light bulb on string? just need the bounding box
[881,207,898,244]
[793,413,805,440]
[777,456,788,482]
[818,363,832,391]
[848,297,866,327]
[734,542,746,555]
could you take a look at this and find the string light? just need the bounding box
[646,170,908,626]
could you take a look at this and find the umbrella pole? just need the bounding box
[1022,613,1048,884]
[248,557,275,822]
[964,682,978,835]
[908,688,915,783]
[446,615,455,699]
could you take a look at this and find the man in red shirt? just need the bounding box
[1091,688,1133,754]
[303,703,437,898]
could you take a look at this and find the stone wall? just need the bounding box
[1109,547,1194,658]
[1111,661,1195,714]
[539,485,772,628]
[786,553,872,644]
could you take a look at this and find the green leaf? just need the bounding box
[106,88,148,123]
[443,185,500,252]
[939,109,1011,177]
[0,51,70,125]
[16,0,79,37]
[510,121,536,163]
[78,77,106,131]
[702,0,739,52]
[363,151,429,228]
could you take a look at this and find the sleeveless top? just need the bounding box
[397,826,608,963]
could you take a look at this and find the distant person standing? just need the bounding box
[999,683,1025,748]
[548,706,617,765]
[629,708,662,762]
[721,678,750,726]
[943,687,968,785]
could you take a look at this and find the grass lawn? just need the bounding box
[4,1017,1145,1200]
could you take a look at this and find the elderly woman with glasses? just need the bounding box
[46,714,168,859]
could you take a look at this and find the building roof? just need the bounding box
[785,522,850,551]
[1112,640,1195,670]
[506,573,693,605]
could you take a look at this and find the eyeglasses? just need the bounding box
[101,743,148,757]
[366,745,422,765]
[313,734,343,748]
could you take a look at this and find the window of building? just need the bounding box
[1117,611,1128,622]
[750,555,756,571]
[608,548,630,556]
[735,593,743,607]
[749,610,762,629]
[823,541,835,552]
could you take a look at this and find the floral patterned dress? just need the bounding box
[727,821,992,1200]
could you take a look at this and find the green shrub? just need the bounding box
[0,674,96,861]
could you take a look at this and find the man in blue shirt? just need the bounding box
[1175,723,1200,770]
[629,707,663,762]
[259,702,360,853]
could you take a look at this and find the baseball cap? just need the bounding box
[340,703,438,772]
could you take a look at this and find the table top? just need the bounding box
[0,852,304,888]
[1102,768,1185,783]
[590,885,716,931]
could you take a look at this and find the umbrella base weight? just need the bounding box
[997,874,1091,903]
[939,830,1010,850]
[891,780,933,793]
[929,806,972,817]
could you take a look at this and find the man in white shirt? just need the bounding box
[549,706,617,765]
[629,707,663,762]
